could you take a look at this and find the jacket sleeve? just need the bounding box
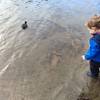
[84,39,99,60]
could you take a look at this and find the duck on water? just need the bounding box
[22,21,28,29]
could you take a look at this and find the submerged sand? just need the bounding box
[0,0,100,100]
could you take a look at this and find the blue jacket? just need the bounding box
[85,33,100,62]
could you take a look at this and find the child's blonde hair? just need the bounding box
[86,15,100,29]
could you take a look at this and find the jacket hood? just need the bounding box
[93,33,100,44]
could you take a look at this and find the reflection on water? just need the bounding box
[0,0,100,100]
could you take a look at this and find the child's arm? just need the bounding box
[84,39,99,60]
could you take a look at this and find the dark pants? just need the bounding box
[90,60,100,76]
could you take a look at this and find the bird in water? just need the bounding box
[22,21,28,29]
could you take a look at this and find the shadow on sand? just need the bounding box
[77,77,100,100]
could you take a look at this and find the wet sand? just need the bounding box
[0,0,100,100]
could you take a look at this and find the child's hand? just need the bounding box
[81,55,85,60]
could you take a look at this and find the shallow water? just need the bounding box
[0,0,100,100]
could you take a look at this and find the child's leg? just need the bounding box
[89,60,99,77]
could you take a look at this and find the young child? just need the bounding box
[82,15,100,78]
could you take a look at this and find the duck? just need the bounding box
[22,21,28,29]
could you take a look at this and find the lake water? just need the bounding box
[0,0,100,100]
